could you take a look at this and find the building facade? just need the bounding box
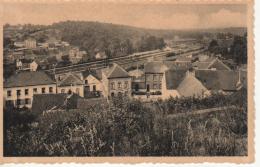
[101,63,132,98]
[4,71,56,108]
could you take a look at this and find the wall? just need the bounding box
[145,73,163,92]
[57,85,84,97]
[107,77,132,97]
[4,84,57,108]
[161,73,180,99]
[84,75,103,92]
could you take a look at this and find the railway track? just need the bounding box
[46,47,205,75]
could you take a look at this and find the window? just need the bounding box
[124,81,128,89]
[111,82,115,90]
[33,88,37,93]
[111,92,115,97]
[118,82,122,89]
[25,98,31,105]
[16,99,21,105]
[16,90,21,97]
[76,88,80,95]
[153,83,157,89]
[49,87,53,93]
[25,89,29,95]
[68,89,72,94]
[61,89,65,93]
[85,80,88,84]
[42,88,46,94]
[7,90,12,97]
[153,75,157,81]
[93,85,96,91]
[159,83,162,89]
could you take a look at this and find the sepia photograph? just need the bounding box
[0,0,254,163]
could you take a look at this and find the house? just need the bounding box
[24,38,37,49]
[101,63,132,98]
[4,71,56,108]
[144,61,169,93]
[95,51,107,59]
[16,59,38,71]
[193,57,231,71]
[82,70,103,97]
[69,47,87,64]
[161,69,209,99]
[128,68,146,92]
[57,73,85,97]
[195,70,243,93]
[31,93,83,115]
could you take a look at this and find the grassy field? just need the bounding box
[3,89,247,156]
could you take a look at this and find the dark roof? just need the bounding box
[103,63,130,79]
[165,69,187,89]
[144,61,168,73]
[82,70,101,80]
[58,73,84,87]
[195,70,239,91]
[20,59,34,64]
[32,93,83,115]
[4,71,56,88]
[77,97,109,110]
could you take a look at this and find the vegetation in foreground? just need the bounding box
[4,89,247,156]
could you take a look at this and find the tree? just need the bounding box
[231,34,247,64]
[208,39,219,54]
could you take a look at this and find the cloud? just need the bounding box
[203,9,247,28]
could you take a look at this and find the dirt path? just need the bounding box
[167,105,239,119]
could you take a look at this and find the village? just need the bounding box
[3,25,247,114]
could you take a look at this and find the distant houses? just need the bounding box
[16,59,38,71]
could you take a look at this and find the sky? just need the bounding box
[1,2,247,30]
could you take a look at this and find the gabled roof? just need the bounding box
[144,61,169,73]
[177,74,208,97]
[82,70,101,80]
[32,94,83,115]
[165,69,187,89]
[193,57,230,70]
[195,70,239,91]
[4,71,56,88]
[102,63,130,79]
[58,73,84,87]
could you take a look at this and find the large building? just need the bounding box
[4,71,56,108]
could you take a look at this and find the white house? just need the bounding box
[3,71,56,108]
[82,70,103,92]
[57,73,84,97]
